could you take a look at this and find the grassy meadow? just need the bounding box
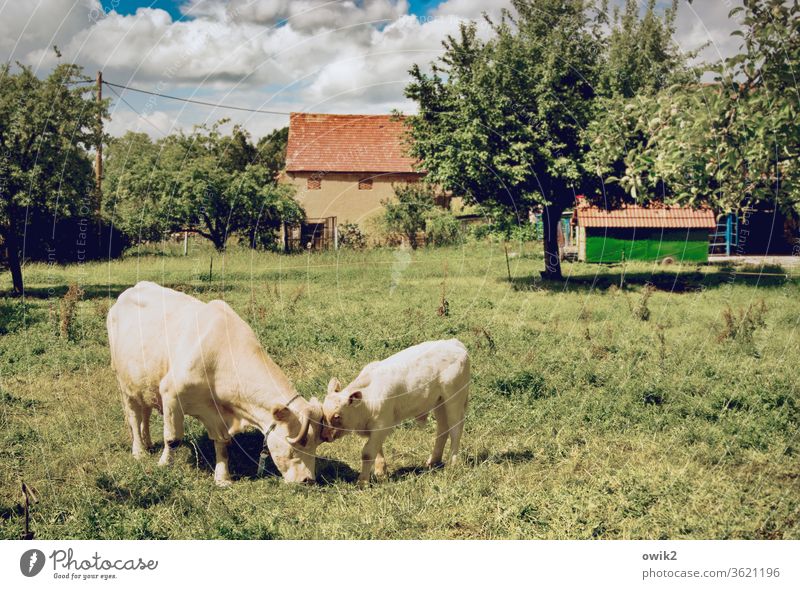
[1,239,799,539]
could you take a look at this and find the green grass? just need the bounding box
[1,240,799,539]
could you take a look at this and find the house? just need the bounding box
[281,113,424,248]
[573,202,717,263]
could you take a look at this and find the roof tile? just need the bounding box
[285,113,418,173]
[575,203,716,229]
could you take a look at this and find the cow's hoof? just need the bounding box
[215,478,233,488]
[356,479,370,488]
[425,457,444,469]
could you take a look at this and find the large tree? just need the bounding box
[104,123,303,251]
[589,0,800,216]
[405,0,602,278]
[0,63,106,295]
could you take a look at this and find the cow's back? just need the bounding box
[107,282,205,401]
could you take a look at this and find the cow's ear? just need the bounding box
[348,391,362,405]
[272,405,291,422]
[327,377,341,394]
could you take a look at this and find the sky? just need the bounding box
[0,1,747,140]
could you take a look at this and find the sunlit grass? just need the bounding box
[1,239,798,538]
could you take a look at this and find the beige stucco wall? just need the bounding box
[283,172,423,228]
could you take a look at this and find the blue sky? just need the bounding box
[112,0,443,21]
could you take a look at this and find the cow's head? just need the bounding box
[320,377,365,443]
[266,397,323,484]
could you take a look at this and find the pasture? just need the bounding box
[1,241,799,539]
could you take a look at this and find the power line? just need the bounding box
[106,82,171,136]
[103,81,293,116]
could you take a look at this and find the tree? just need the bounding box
[382,183,435,249]
[405,0,602,278]
[0,62,106,295]
[583,0,689,205]
[598,0,682,99]
[256,126,289,181]
[589,0,800,216]
[104,131,172,243]
[105,122,303,251]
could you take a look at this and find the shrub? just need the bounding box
[383,183,435,249]
[717,300,767,344]
[632,284,655,321]
[59,284,84,340]
[337,223,367,250]
[425,209,462,246]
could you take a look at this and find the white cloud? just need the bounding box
[3,0,752,140]
[673,0,744,66]
[0,0,100,70]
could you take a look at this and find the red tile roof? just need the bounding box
[285,113,419,173]
[575,203,716,229]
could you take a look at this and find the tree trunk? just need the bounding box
[3,229,24,295]
[540,204,564,280]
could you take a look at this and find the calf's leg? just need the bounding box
[158,377,185,466]
[140,405,153,450]
[374,445,387,478]
[426,403,449,467]
[124,396,147,459]
[444,393,468,465]
[359,431,389,485]
[213,440,232,486]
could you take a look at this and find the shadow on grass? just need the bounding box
[13,282,228,301]
[510,267,792,293]
[186,431,359,484]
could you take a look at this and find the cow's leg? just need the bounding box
[374,445,387,478]
[213,440,232,486]
[359,431,389,485]
[140,405,153,450]
[426,403,449,467]
[124,396,147,459]
[444,391,468,466]
[158,377,185,466]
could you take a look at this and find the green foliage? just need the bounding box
[337,222,367,250]
[0,62,107,293]
[255,126,289,181]
[587,0,800,215]
[104,123,302,251]
[425,209,462,247]
[383,183,435,248]
[598,0,685,99]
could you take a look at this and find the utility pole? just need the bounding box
[95,70,103,208]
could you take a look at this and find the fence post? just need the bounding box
[725,213,733,257]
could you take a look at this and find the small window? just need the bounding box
[307,177,321,190]
[358,178,373,190]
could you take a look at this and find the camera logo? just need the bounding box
[20,549,46,577]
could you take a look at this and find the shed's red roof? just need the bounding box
[285,113,418,173]
[575,203,716,229]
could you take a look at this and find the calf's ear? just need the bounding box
[348,391,362,405]
[327,377,341,394]
[272,405,291,422]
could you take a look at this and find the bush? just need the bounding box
[425,209,462,246]
[383,183,436,249]
[337,223,367,250]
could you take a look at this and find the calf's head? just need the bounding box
[320,377,365,443]
[267,398,323,483]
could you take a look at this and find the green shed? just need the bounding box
[573,203,716,264]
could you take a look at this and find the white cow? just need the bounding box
[321,339,470,484]
[107,281,322,485]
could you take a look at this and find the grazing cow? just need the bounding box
[321,339,469,484]
[107,281,322,485]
